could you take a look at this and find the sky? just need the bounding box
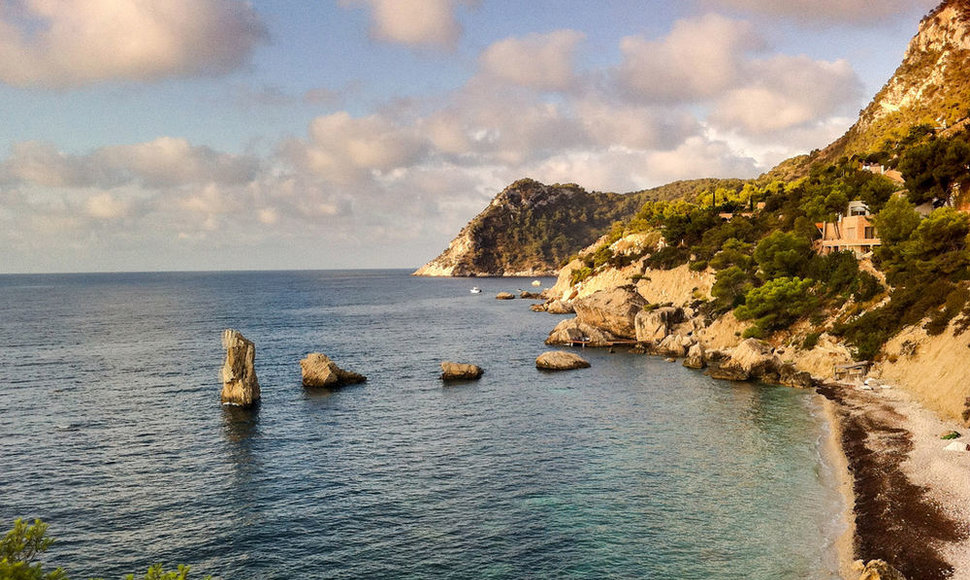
[0,0,941,273]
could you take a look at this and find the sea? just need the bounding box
[0,269,846,579]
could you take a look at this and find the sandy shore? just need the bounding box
[817,383,970,579]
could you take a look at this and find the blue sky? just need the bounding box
[0,0,940,273]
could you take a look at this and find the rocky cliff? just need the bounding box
[823,0,970,159]
[414,177,737,277]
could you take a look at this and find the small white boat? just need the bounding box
[470,287,482,294]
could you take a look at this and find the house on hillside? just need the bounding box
[815,201,881,257]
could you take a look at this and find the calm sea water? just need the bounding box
[0,270,844,579]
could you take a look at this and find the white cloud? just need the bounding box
[0,0,267,88]
[703,0,938,24]
[84,192,132,220]
[617,14,763,102]
[282,111,428,185]
[341,0,475,49]
[710,56,863,134]
[0,138,259,188]
[479,30,586,91]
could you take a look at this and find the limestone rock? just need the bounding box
[519,291,542,299]
[683,343,706,369]
[440,361,484,381]
[635,306,683,343]
[655,333,695,358]
[545,318,618,347]
[856,559,907,580]
[546,299,575,314]
[301,353,367,388]
[779,363,815,389]
[536,351,591,371]
[221,329,260,406]
[496,292,516,300]
[706,339,785,382]
[572,285,647,338]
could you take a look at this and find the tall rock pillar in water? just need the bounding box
[221,329,260,406]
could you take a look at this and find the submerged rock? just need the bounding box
[440,361,484,381]
[221,329,260,407]
[301,353,367,388]
[536,351,591,370]
[496,292,516,300]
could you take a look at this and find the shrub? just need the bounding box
[802,332,821,350]
[735,277,818,336]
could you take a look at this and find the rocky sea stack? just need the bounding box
[221,329,260,407]
[301,353,367,388]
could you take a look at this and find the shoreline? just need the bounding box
[818,394,857,579]
[816,382,970,579]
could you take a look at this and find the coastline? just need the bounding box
[818,394,857,580]
[817,382,970,579]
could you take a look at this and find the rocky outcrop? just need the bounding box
[221,329,260,406]
[572,285,646,338]
[707,339,780,382]
[683,343,706,369]
[496,292,516,300]
[440,361,484,381]
[300,353,367,388]
[536,351,591,370]
[635,306,683,343]
[545,318,619,347]
[856,559,908,580]
[778,363,815,389]
[654,333,695,358]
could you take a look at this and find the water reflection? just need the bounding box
[221,403,260,444]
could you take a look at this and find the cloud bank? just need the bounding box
[0,0,267,88]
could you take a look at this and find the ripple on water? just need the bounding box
[0,271,844,579]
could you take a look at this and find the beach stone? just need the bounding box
[440,361,484,381]
[635,306,683,343]
[856,559,908,580]
[495,292,515,300]
[572,285,647,338]
[536,351,591,371]
[221,329,260,406]
[301,353,367,388]
[683,343,706,369]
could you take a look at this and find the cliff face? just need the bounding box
[824,0,970,159]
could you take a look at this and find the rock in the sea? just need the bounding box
[856,559,907,580]
[635,306,683,343]
[572,285,647,338]
[300,353,367,388]
[496,292,516,300]
[545,317,618,347]
[440,361,484,381]
[654,333,695,358]
[536,351,591,370]
[546,299,575,314]
[520,291,542,299]
[221,329,260,406]
[683,343,706,369]
[708,338,780,382]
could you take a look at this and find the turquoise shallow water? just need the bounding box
[0,270,844,578]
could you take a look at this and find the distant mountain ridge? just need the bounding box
[414,178,736,277]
